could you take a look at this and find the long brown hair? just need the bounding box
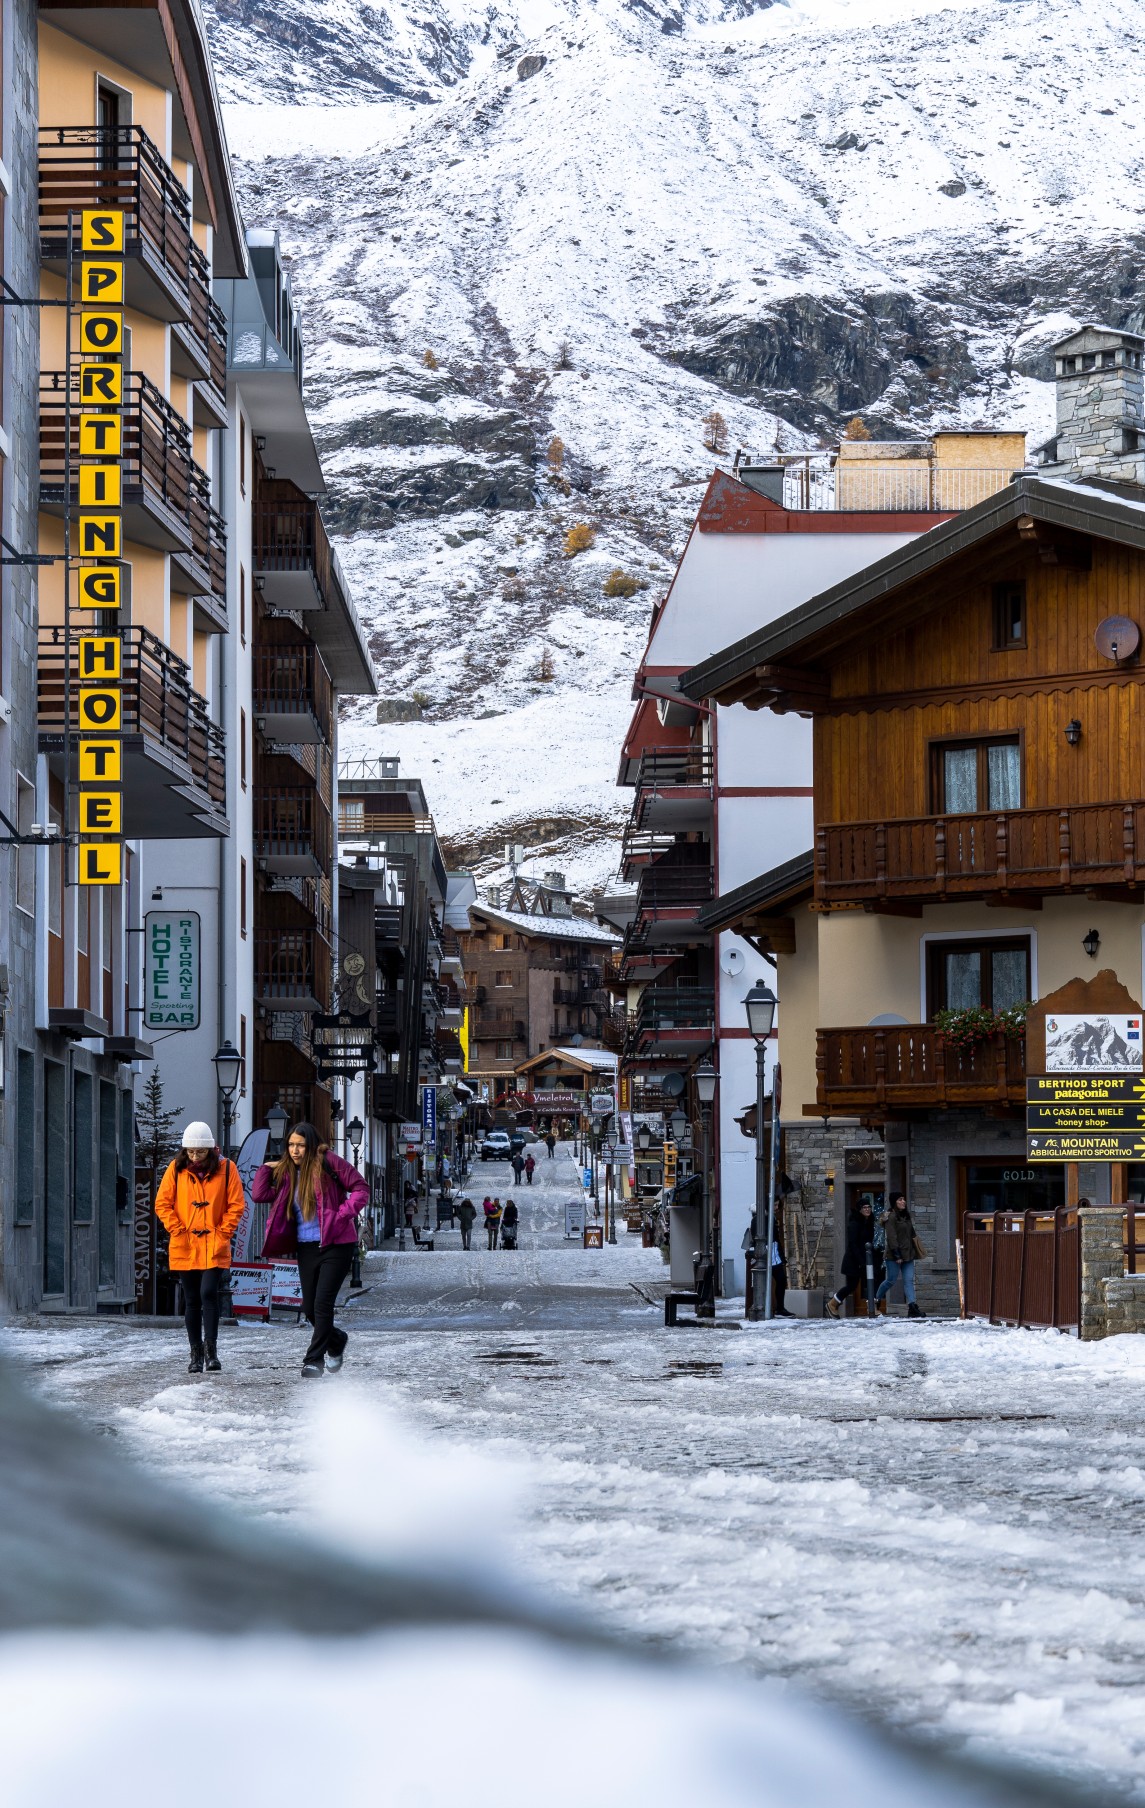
[269,1121,326,1221]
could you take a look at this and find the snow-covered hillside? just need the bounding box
[204,0,1145,893]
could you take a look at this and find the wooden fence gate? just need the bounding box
[962,1208,1080,1332]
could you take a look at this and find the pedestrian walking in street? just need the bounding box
[457,1196,477,1250]
[253,1121,369,1377]
[511,1151,525,1185]
[501,1198,519,1249]
[875,1193,926,1318]
[825,1198,882,1318]
[524,1152,536,1186]
[154,1122,245,1374]
[545,1132,556,1158]
[484,1196,503,1249]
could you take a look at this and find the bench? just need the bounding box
[664,1291,699,1327]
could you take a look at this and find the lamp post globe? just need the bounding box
[637,1123,652,1152]
[744,980,777,1043]
[669,1108,687,1142]
[212,1039,242,1097]
[347,1114,364,1156]
[694,1058,717,1104]
[265,1099,289,1156]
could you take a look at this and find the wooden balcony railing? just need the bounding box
[634,863,713,917]
[817,804,1145,904]
[339,808,435,838]
[252,645,334,746]
[254,928,330,1010]
[39,124,193,313]
[253,491,336,603]
[815,1025,1026,1114]
[188,471,227,601]
[636,747,713,789]
[38,624,225,808]
[253,787,333,875]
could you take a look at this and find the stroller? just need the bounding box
[500,1219,518,1250]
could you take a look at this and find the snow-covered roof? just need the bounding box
[555,1047,617,1069]
[469,904,618,946]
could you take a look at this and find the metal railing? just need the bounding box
[634,863,713,916]
[779,459,1016,514]
[252,645,334,745]
[184,243,228,396]
[188,470,227,599]
[38,624,225,806]
[634,985,716,1031]
[254,491,335,599]
[816,1025,1026,1112]
[962,1209,1079,1330]
[39,124,193,301]
[253,787,334,872]
[636,747,714,789]
[817,804,1145,903]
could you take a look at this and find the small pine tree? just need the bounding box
[536,646,555,681]
[138,1067,184,1183]
[555,340,573,371]
[843,415,871,440]
[701,408,728,453]
[423,348,439,369]
[547,435,565,470]
[563,523,596,557]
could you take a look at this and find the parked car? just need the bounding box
[480,1131,512,1161]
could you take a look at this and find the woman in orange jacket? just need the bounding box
[154,1121,246,1374]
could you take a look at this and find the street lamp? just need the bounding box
[694,1058,717,1313]
[669,1108,687,1142]
[212,1040,242,1158]
[744,980,778,1322]
[265,1099,289,1159]
[637,1122,652,1153]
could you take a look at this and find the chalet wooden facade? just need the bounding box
[683,470,1145,1313]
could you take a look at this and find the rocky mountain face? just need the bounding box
[203,0,1145,892]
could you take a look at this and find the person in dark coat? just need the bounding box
[456,1196,477,1251]
[511,1152,525,1184]
[875,1193,925,1317]
[501,1198,519,1249]
[545,1132,556,1158]
[826,1198,880,1317]
[524,1153,536,1185]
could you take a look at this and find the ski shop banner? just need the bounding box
[231,1127,270,1262]
[270,1262,304,1310]
[230,1264,272,1320]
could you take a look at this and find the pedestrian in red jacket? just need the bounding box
[252,1121,369,1377]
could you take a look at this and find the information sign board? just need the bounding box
[144,910,200,1030]
[564,1196,586,1239]
[1027,1131,1145,1161]
[1027,1075,1145,1103]
[1027,1102,1145,1131]
[230,1264,272,1319]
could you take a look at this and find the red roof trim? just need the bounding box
[696,469,952,536]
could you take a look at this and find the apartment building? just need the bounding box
[154,228,375,1150]
[18,0,246,1311]
[604,447,1015,1292]
[460,871,618,1100]
[682,328,1145,1311]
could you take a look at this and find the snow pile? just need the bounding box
[204,0,1145,892]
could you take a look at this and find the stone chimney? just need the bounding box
[1041,324,1145,482]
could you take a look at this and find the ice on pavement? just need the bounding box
[5,1142,1145,1801]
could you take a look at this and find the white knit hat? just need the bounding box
[181,1121,216,1148]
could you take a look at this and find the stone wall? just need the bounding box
[1080,1208,1145,1340]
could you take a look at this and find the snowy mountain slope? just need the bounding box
[204,0,1145,893]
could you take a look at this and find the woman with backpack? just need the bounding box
[876,1193,925,1318]
[154,1122,245,1374]
[252,1121,369,1377]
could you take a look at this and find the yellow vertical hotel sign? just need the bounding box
[77,210,125,884]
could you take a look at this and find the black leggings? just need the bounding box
[180,1268,222,1347]
[296,1242,354,1366]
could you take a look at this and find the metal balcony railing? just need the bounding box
[37,624,225,808]
[778,459,1015,513]
[634,986,716,1031]
[635,863,713,917]
[39,124,194,310]
[253,489,338,611]
[188,470,227,600]
[636,747,714,789]
[254,928,330,1010]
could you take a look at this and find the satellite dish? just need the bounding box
[660,1071,686,1098]
[1095,615,1140,663]
[720,946,746,977]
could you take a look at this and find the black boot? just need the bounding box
[204,1343,221,1372]
[907,1302,924,1319]
[187,1343,204,1374]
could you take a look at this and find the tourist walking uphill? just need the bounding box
[154,1123,245,1374]
[253,1123,370,1377]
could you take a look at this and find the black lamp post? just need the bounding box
[744,981,777,1322]
[695,1057,717,1305]
[265,1099,289,1159]
[212,1040,242,1159]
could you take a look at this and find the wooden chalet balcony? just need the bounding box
[254,928,330,1012]
[816,803,1145,906]
[253,488,338,613]
[252,644,333,746]
[253,786,333,878]
[815,1025,1026,1115]
[39,124,194,320]
[38,624,225,837]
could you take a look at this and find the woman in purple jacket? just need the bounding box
[252,1121,369,1377]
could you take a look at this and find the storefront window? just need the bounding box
[960,1161,1065,1221]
